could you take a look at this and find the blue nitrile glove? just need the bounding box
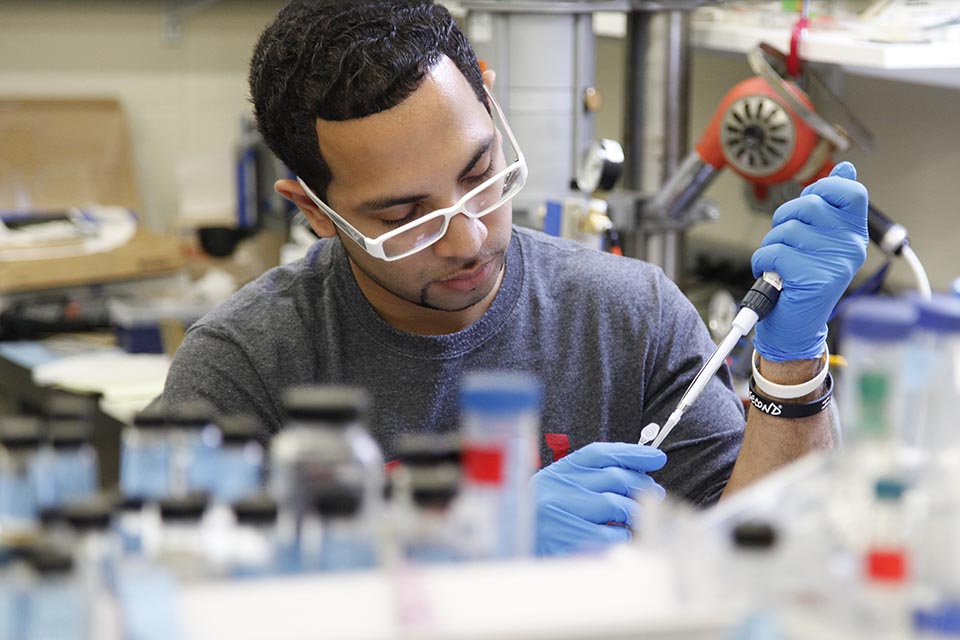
[530,442,667,556]
[751,161,869,361]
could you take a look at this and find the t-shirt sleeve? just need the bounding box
[160,324,283,439]
[642,270,745,507]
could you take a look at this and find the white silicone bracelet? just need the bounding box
[752,347,830,400]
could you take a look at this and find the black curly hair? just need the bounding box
[249,0,486,201]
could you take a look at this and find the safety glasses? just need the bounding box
[297,86,527,262]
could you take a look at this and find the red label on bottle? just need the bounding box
[867,548,908,582]
[464,446,504,485]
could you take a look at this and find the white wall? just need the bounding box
[0,1,285,231]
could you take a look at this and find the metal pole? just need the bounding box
[623,10,653,262]
[658,10,692,283]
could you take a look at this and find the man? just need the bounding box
[161,0,867,555]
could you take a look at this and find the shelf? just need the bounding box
[593,12,960,87]
[689,18,960,71]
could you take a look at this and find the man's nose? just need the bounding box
[432,210,487,260]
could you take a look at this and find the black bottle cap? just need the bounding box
[45,389,100,420]
[39,506,64,527]
[29,546,74,576]
[232,495,278,525]
[62,499,113,531]
[218,414,262,445]
[49,419,91,449]
[313,486,362,518]
[0,415,42,449]
[158,494,209,521]
[117,495,145,512]
[132,401,168,429]
[395,433,462,467]
[732,521,778,550]
[412,484,458,509]
[283,386,369,424]
[167,399,216,429]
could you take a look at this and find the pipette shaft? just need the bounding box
[644,272,782,449]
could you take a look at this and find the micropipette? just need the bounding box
[639,271,783,449]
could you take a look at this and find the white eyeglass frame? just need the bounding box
[297,86,527,262]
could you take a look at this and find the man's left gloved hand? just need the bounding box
[530,442,666,556]
[752,161,869,362]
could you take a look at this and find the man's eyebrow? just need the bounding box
[457,135,494,180]
[357,135,495,214]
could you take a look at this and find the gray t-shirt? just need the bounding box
[162,226,744,506]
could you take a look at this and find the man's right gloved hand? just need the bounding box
[530,442,667,556]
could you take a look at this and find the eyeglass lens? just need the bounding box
[381,164,524,259]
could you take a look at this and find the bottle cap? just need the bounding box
[411,474,459,509]
[0,415,42,449]
[116,495,145,512]
[313,485,362,518]
[874,476,906,501]
[218,414,263,445]
[232,495,279,525]
[460,371,541,414]
[283,385,369,424]
[841,297,916,342]
[63,499,112,531]
[39,507,64,527]
[132,401,168,429]
[732,521,778,550]
[29,546,74,576]
[395,433,461,467]
[915,294,960,334]
[167,399,216,429]
[45,389,100,420]
[49,419,91,449]
[159,494,209,521]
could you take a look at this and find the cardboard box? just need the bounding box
[0,230,184,294]
[0,97,184,293]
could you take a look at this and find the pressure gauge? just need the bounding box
[576,138,624,194]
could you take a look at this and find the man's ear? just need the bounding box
[274,179,337,238]
[482,68,496,91]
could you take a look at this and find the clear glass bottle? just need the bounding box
[62,499,121,640]
[38,390,100,509]
[858,477,912,640]
[227,495,279,578]
[905,296,960,638]
[0,545,18,639]
[213,415,265,504]
[152,494,210,581]
[457,371,541,559]
[47,420,98,508]
[120,404,171,501]
[314,485,378,572]
[837,297,916,475]
[270,385,384,572]
[166,400,220,498]
[113,496,146,556]
[0,415,43,533]
[907,294,960,467]
[391,433,463,565]
[24,545,88,640]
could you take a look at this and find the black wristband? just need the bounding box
[748,372,833,419]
